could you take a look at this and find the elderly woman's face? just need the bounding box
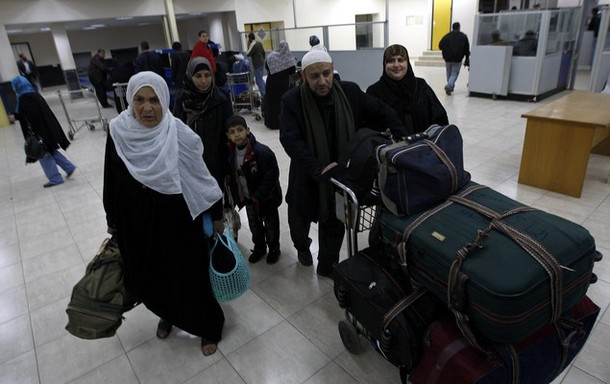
[385,55,408,81]
[132,86,163,128]
[192,69,213,92]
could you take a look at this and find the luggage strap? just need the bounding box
[447,195,564,323]
[382,285,427,331]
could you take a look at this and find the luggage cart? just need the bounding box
[112,82,129,113]
[58,89,108,140]
[331,177,378,354]
[226,72,262,120]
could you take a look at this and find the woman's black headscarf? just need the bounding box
[181,57,215,126]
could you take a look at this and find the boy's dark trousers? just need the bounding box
[245,201,280,254]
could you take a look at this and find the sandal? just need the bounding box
[201,338,218,356]
[156,319,173,339]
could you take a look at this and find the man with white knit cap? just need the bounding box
[279,45,407,278]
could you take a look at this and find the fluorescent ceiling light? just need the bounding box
[7,29,23,33]
[116,16,133,20]
[90,24,106,28]
[40,27,51,31]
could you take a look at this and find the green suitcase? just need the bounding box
[380,182,600,344]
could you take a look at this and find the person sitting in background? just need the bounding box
[513,31,538,56]
[11,75,76,188]
[103,71,225,356]
[264,40,297,130]
[490,30,512,46]
[367,44,448,135]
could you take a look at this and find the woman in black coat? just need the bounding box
[264,41,296,130]
[174,57,233,188]
[367,44,448,135]
[11,75,76,188]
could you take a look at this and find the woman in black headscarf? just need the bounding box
[173,57,233,188]
[366,44,448,135]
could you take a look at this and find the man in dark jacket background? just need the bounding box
[438,22,470,95]
[134,41,164,77]
[88,49,112,108]
[279,46,407,278]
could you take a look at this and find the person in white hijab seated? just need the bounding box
[103,71,225,356]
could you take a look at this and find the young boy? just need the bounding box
[225,115,282,264]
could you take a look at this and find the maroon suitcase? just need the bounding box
[410,295,599,384]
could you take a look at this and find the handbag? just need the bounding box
[65,236,138,339]
[376,124,471,216]
[24,124,47,160]
[209,228,250,302]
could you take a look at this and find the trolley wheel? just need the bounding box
[68,132,74,140]
[103,122,109,131]
[88,124,96,131]
[255,115,262,121]
[338,320,362,354]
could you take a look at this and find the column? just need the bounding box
[50,23,80,94]
[164,0,180,44]
[0,24,19,126]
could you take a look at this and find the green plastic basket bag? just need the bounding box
[209,228,250,302]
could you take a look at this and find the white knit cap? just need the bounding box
[301,45,332,70]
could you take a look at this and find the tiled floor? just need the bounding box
[0,66,609,384]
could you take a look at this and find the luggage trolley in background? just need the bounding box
[57,89,108,140]
[226,72,262,121]
[112,82,129,113]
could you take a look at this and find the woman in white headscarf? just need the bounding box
[103,71,225,356]
[264,40,297,130]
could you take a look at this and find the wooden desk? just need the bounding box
[519,91,610,197]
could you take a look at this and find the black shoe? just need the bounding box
[266,249,281,264]
[297,250,313,266]
[444,86,452,95]
[156,319,173,339]
[316,266,333,278]
[67,168,76,178]
[43,182,62,188]
[248,250,266,263]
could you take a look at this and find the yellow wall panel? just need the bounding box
[432,0,452,50]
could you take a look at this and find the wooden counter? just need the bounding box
[519,91,610,197]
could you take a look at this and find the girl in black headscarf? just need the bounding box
[366,44,448,135]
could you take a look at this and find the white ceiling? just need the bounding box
[5,13,205,35]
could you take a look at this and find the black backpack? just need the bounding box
[65,237,138,339]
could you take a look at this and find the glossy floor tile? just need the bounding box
[0,66,609,384]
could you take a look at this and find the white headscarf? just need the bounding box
[109,71,222,219]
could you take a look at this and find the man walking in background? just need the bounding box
[17,53,39,88]
[439,22,470,95]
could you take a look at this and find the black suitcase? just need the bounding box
[333,247,445,381]
[380,181,601,344]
